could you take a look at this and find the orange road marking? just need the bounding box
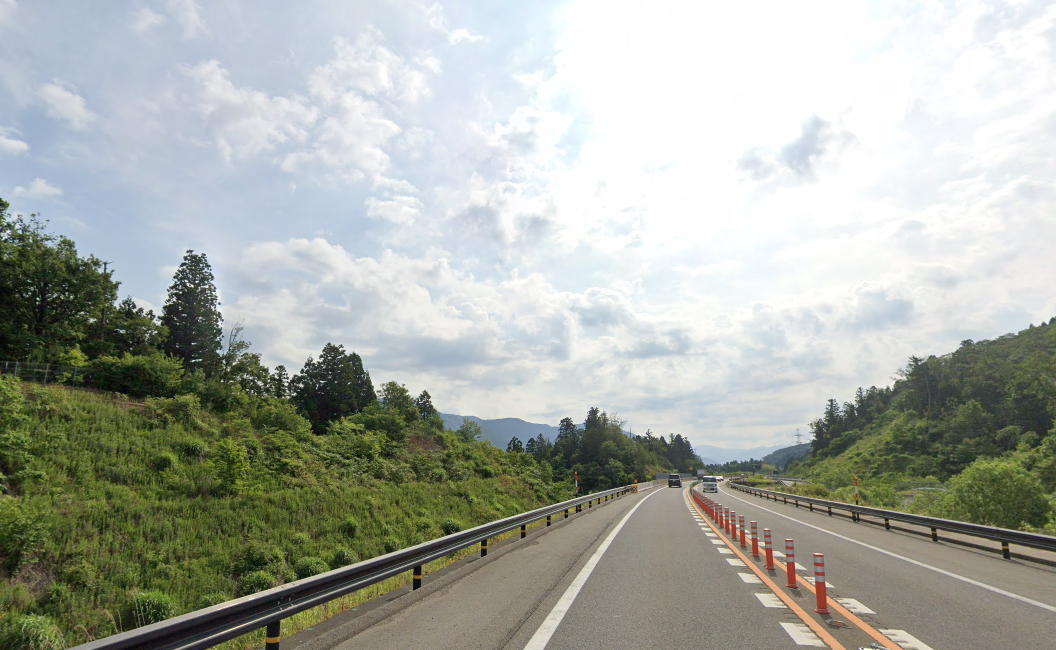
[685,488,846,650]
[689,489,902,650]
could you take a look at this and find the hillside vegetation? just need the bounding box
[788,319,1056,532]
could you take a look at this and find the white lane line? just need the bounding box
[718,548,733,554]
[710,540,725,545]
[737,572,762,584]
[726,558,746,566]
[523,489,662,650]
[779,622,826,647]
[772,550,785,558]
[880,629,935,650]
[802,576,835,589]
[755,593,787,608]
[704,532,717,537]
[835,598,875,615]
[721,488,1056,614]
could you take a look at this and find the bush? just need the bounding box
[294,556,329,579]
[440,518,462,535]
[153,451,178,472]
[0,498,47,573]
[147,394,205,429]
[340,517,359,538]
[232,541,284,576]
[88,352,184,398]
[328,546,359,569]
[128,590,178,627]
[382,536,402,554]
[177,438,209,459]
[940,458,1051,528]
[213,439,249,494]
[0,614,65,650]
[237,570,275,596]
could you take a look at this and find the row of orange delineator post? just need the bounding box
[693,490,829,615]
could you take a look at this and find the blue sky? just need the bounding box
[3,0,1055,448]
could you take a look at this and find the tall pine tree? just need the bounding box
[161,250,223,373]
[290,343,376,433]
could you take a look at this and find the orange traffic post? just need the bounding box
[739,515,747,548]
[763,528,774,570]
[785,539,797,589]
[750,521,759,558]
[726,509,732,534]
[813,553,829,614]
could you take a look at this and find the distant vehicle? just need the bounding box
[700,476,718,492]
[668,473,682,488]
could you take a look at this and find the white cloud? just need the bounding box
[38,81,97,131]
[424,3,484,44]
[308,31,431,103]
[185,60,318,162]
[365,195,422,224]
[130,7,166,33]
[164,0,204,38]
[0,127,29,154]
[13,177,62,198]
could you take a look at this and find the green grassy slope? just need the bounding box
[0,383,568,646]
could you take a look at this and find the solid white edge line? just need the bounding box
[522,488,662,650]
[721,487,1056,614]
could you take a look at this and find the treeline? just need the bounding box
[505,415,703,492]
[794,319,1056,531]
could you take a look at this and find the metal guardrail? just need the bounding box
[73,484,637,650]
[728,481,1056,557]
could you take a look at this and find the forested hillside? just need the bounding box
[0,197,702,646]
[789,320,1056,532]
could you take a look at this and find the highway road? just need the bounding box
[286,483,1056,650]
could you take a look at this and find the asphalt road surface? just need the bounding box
[288,483,1056,650]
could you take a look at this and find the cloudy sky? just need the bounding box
[3,0,1055,448]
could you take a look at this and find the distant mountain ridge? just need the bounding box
[439,412,790,462]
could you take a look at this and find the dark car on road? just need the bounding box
[668,473,682,488]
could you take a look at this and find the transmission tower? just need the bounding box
[793,428,803,445]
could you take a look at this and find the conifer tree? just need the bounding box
[161,250,223,373]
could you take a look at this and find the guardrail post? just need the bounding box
[413,565,422,590]
[827,506,832,516]
[547,514,551,527]
[1002,541,1011,559]
[809,503,813,512]
[739,515,747,548]
[481,538,488,557]
[265,621,280,650]
[521,524,526,539]
[813,554,829,614]
[931,527,938,542]
[785,539,797,589]
[750,521,759,558]
[564,508,568,519]
[764,529,774,570]
[884,517,890,530]
[588,499,592,508]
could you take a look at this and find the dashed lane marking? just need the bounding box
[835,598,874,615]
[880,630,935,650]
[718,548,733,554]
[779,622,826,647]
[726,558,746,567]
[737,572,762,584]
[803,576,836,589]
[711,540,725,545]
[704,532,717,537]
[721,486,1056,614]
[755,593,787,608]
